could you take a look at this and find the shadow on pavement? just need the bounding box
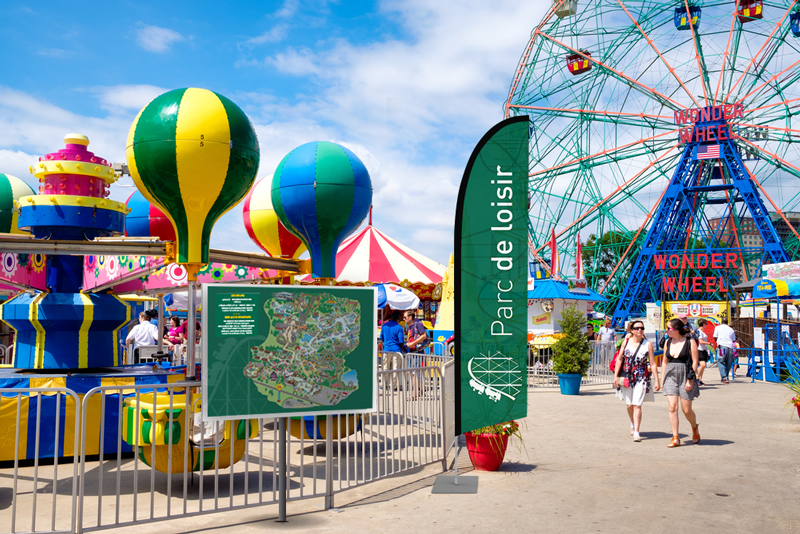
[499,462,537,473]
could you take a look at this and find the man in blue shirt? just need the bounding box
[380,310,405,389]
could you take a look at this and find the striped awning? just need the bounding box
[753,278,800,299]
[297,224,445,285]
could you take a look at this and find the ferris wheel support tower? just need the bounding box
[611,104,790,326]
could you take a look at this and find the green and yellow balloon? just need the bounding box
[0,174,35,234]
[126,88,259,276]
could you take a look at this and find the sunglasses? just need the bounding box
[631,327,645,331]
[667,326,674,331]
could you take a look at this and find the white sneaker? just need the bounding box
[630,425,635,436]
[633,432,642,442]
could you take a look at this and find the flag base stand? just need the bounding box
[431,475,479,494]
[432,436,478,494]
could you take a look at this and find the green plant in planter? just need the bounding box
[783,357,800,413]
[550,305,591,376]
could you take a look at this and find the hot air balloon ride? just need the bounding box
[126,87,260,279]
[242,176,306,259]
[271,141,372,279]
[0,174,35,234]
[125,189,177,241]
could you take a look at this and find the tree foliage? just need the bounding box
[551,305,591,376]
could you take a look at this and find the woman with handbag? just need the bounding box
[662,318,701,448]
[613,320,661,442]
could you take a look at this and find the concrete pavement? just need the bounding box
[67,378,800,533]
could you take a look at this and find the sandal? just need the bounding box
[667,435,681,448]
[692,424,700,444]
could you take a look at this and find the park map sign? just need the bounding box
[203,285,377,420]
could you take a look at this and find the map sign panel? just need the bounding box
[202,284,377,420]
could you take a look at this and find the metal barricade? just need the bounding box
[527,340,616,387]
[70,373,444,531]
[0,366,446,533]
[0,387,81,534]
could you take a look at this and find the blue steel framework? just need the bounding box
[611,107,790,326]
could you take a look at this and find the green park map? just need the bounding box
[243,291,361,409]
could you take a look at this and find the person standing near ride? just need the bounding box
[598,318,616,344]
[164,316,183,352]
[404,310,429,361]
[404,310,428,401]
[662,318,701,448]
[125,312,159,363]
[380,310,406,379]
[714,319,737,383]
[613,320,660,442]
[695,318,711,386]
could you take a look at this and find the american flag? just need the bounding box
[697,144,720,160]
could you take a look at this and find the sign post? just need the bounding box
[433,116,530,494]
[202,284,377,519]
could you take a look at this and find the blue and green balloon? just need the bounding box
[271,142,373,278]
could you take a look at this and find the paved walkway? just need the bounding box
[114,378,800,534]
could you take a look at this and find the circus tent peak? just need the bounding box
[297,224,445,285]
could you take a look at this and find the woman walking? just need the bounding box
[662,318,701,447]
[614,320,660,442]
[695,318,711,385]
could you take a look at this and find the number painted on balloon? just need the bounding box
[200,134,204,147]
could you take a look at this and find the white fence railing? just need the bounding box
[1,367,445,533]
[527,340,616,388]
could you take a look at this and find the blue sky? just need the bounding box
[0,1,547,265]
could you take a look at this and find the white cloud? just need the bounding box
[238,0,550,263]
[275,0,300,18]
[135,25,185,53]
[245,24,289,45]
[91,84,167,114]
[266,47,320,76]
[38,48,72,58]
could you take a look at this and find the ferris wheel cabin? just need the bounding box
[674,5,701,30]
[553,0,578,18]
[737,0,763,23]
[791,11,800,37]
[566,50,592,75]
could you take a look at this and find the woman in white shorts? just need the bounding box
[614,320,661,442]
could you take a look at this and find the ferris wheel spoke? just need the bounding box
[714,2,743,103]
[536,30,688,112]
[724,1,799,103]
[530,145,681,257]
[615,0,702,108]
[530,129,680,178]
[601,183,671,295]
[736,57,800,106]
[681,0,712,106]
[735,28,794,106]
[747,95,800,116]
[509,104,675,131]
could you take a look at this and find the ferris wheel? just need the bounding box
[506,0,800,312]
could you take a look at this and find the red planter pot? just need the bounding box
[796,404,800,420]
[465,432,509,471]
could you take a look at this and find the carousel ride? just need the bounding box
[0,88,375,466]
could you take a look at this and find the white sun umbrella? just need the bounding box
[376,283,420,310]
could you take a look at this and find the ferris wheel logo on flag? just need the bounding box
[467,350,524,403]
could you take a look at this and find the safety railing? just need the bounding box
[741,347,800,383]
[527,340,616,388]
[380,350,453,371]
[0,387,81,534]
[2,367,445,533]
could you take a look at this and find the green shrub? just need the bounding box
[551,305,592,376]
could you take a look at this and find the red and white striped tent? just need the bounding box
[297,224,445,298]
